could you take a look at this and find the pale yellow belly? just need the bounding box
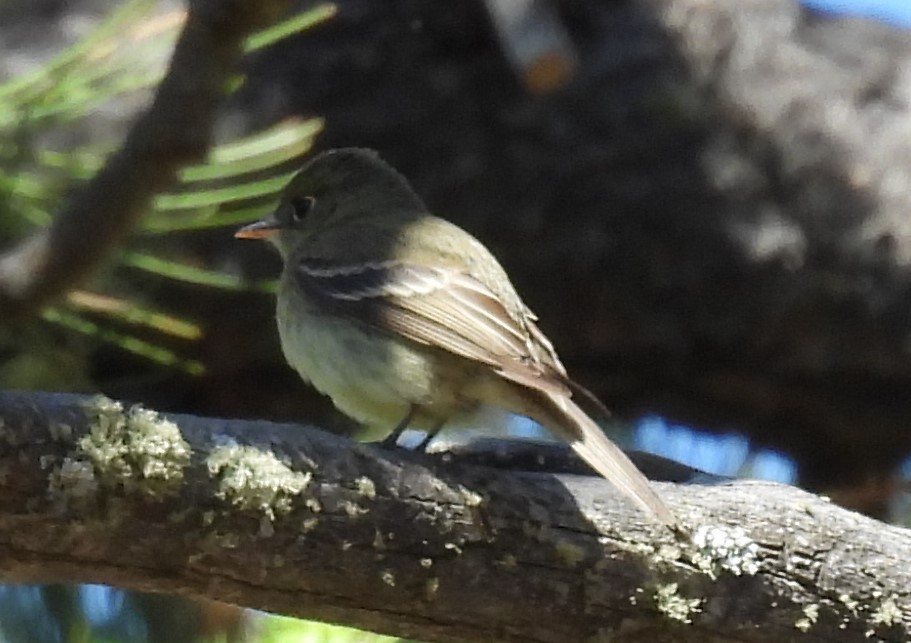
[276,284,474,441]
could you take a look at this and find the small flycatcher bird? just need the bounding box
[236,148,678,529]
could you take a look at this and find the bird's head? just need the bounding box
[235,148,424,259]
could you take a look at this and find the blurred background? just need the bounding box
[1,0,911,640]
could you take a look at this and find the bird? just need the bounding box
[235,147,679,530]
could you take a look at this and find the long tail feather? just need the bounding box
[492,364,679,530]
[549,392,679,529]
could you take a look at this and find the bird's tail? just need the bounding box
[476,367,679,530]
[537,387,679,530]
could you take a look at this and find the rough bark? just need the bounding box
[224,0,911,491]
[0,390,908,643]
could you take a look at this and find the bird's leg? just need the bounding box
[415,419,447,453]
[381,405,416,449]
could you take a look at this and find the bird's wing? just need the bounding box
[293,257,569,395]
[294,257,678,529]
[524,313,567,377]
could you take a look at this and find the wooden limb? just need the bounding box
[0,390,907,642]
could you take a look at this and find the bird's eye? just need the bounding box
[289,196,316,223]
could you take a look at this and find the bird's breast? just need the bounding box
[275,277,471,435]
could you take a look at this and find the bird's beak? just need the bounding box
[235,217,280,239]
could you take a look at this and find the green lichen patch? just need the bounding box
[869,595,903,628]
[838,592,859,615]
[206,444,311,520]
[47,421,74,444]
[655,583,702,624]
[354,476,376,499]
[48,456,99,503]
[77,396,190,499]
[342,500,369,519]
[458,486,483,507]
[795,603,819,632]
[690,525,760,579]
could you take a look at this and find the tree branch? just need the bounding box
[0,390,907,642]
[0,0,292,322]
